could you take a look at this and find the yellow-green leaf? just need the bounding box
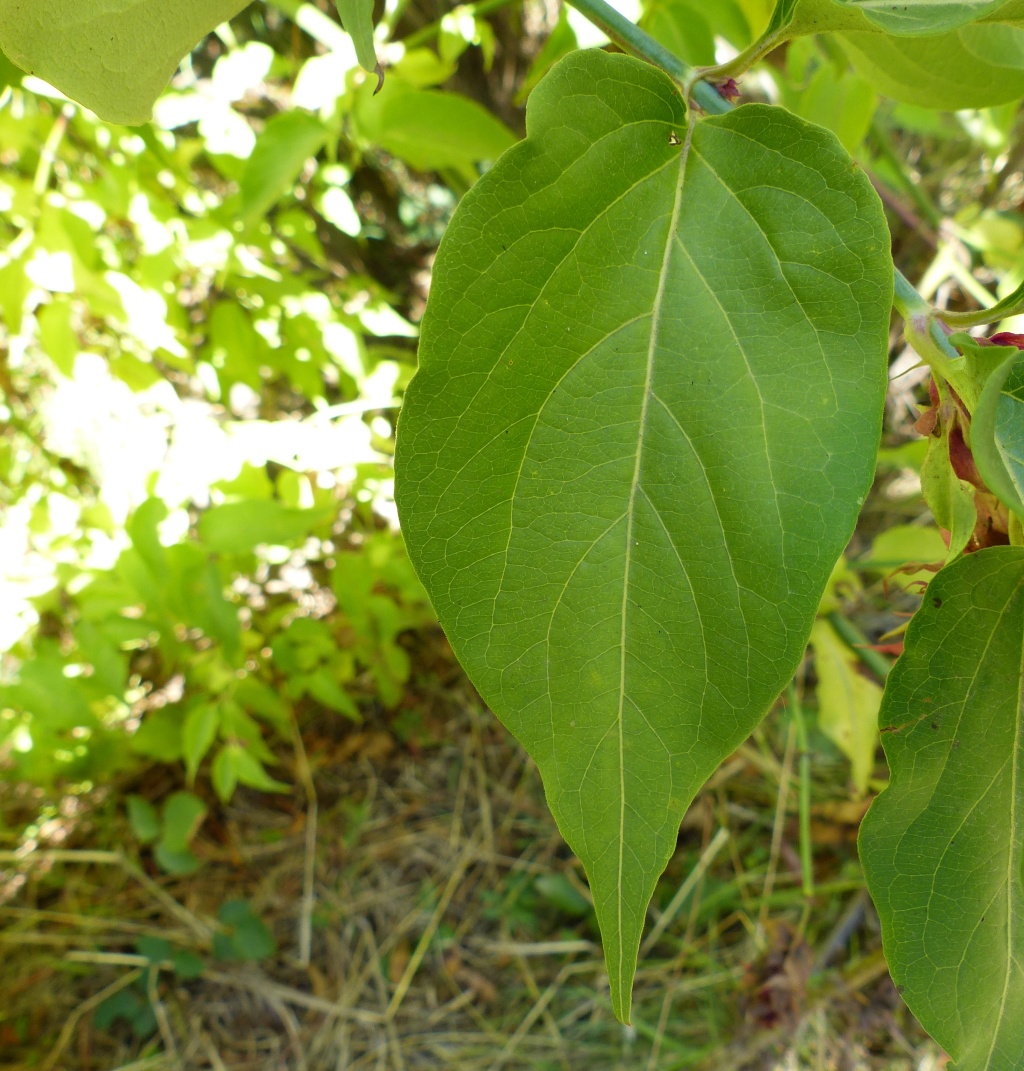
[0,0,249,124]
[810,618,881,795]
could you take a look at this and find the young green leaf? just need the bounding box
[0,0,249,125]
[972,348,1024,518]
[396,49,892,1021]
[861,548,1024,1070]
[920,424,978,559]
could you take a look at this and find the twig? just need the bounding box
[788,682,815,899]
[814,889,870,971]
[354,918,407,1071]
[263,991,310,1071]
[487,963,600,1071]
[758,719,797,939]
[385,847,475,1020]
[41,969,144,1071]
[200,1035,229,1071]
[0,850,214,942]
[480,939,595,957]
[291,716,318,968]
[147,965,180,1067]
[203,969,385,1024]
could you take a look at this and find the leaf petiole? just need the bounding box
[562,0,730,112]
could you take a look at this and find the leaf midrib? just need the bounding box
[610,114,695,1008]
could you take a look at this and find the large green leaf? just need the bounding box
[765,0,1024,45]
[396,49,892,1020]
[0,0,249,125]
[840,22,1024,108]
[861,548,1024,1070]
[830,0,1004,34]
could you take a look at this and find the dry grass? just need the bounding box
[1,664,945,1071]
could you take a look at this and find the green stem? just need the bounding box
[825,611,892,682]
[893,268,966,385]
[562,0,730,114]
[942,277,1024,329]
[892,267,931,320]
[700,26,787,82]
[788,682,814,900]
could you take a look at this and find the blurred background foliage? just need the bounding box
[4,0,1024,1066]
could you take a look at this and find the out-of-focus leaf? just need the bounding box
[641,0,717,65]
[36,298,78,376]
[304,666,360,720]
[198,500,335,554]
[789,63,876,154]
[535,873,592,916]
[211,745,239,803]
[859,525,948,587]
[127,795,160,845]
[236,678,291,731]
[219,702,276,763]
[830,0,1005,34]
[183,704,220,783]
[335,0,377,73]
[355,79,516,171]
[213,899,276,962]
[131,709,183,761]
[212,744,288,801]
[810,619,881,795]
[0,0,249,124]
[240,112,328,224]
[840,23,1024,109]
[202,302,264,391]
[136,936,173,965]
[160,791,206,852]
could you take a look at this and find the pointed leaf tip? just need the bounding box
[396,50,892,1017]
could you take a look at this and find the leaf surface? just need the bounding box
[861,548,1024,1071]
[0,0,249,125]
[830,0,1004,34]
[396,49,891,1020]
[840,22,1024,108]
